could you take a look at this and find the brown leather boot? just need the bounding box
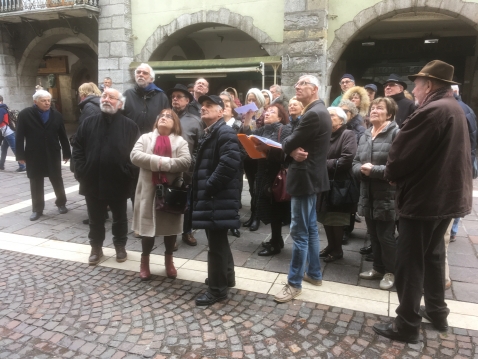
[140,255,151,281]
[182,233,197,246]
[115,245,127,263]
[88,246,103,266]
[165,254,177,279]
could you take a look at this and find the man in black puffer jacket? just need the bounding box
[192,95,241,306]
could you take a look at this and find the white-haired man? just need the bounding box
[15,90,71,221]
[270,84,289,109]
[274,75,332,303]
[73,88,140,266]
[123,63,169,135]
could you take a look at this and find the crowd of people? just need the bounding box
[4,59,475,343]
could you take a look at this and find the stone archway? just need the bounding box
[15,27,97,111]
[137,8,277,62]
[325,0,478,99]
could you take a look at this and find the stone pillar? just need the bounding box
[0,28,23,110]
[281,0,328,101]
[98,0,134,93]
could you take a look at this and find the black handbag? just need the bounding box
[155,178,188,214]
[327,160,359,207]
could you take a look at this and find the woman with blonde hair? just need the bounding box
[342,86,370,118]
[131,108,191,281]
[288,96,304,128]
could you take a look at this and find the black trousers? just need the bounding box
[85,196,128,247]
[183,186,193,234]
[30,176,67,212]
[205,229,235,297]
[243,158,258,213]
[395,217,451,334]
[365,217,397,274]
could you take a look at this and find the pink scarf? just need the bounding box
[152,135,172,186]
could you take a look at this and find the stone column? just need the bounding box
[98,0,134,93]
[0,28,24,110]
[281,0,329,101]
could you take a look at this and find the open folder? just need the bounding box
[237,134,282,159]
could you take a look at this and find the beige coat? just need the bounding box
[131,130,191,237]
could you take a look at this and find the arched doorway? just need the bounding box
[17,28,98,122]
[136,10,281,101]
[326,1,478,110]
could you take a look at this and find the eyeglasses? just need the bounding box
[294,81,315,87]
[171,95,186,100]
[101,94,119,101]
[383,83,398,88]
[135,70,149,75]
[340,80,353,85]
[160,113,173,119]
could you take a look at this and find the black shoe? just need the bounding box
[230,229,240,238]
[30,212,43,221]
[205,278,236,287]
[319,246,332,258]
[82,218,89,225]
[249,219,260,231]
[58,206,68,214]
[262,240,271,248]
[282,220,291,226]
[373,322,419,344]
[243,216,253,227]
[15,167,26,173]
[360,244,373,255]
[324,252,343,263]
[364,253,374,262]
[258,245,281,256]
[195,291,227,306]
[419,305,448,332]
[342,232,349,245]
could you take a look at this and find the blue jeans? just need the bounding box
[0,133,25,169]
[288,194,322,289]
[451,218,460,236]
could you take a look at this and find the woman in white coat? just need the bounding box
[131,109,191,280]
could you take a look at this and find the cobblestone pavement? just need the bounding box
[1,249,478,359]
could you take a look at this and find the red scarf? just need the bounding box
[152,135,172,185]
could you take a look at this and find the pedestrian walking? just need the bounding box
[373,60,472,343]
[72,88,140,266]
[131,108,191,280]
[274,74,331,303]
[15,90,71,221]
[192,95,241,306]
[0,96,26,172]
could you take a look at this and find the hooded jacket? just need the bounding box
[342,86,370,117]
[78,95,101,124]
[123,85,169,134]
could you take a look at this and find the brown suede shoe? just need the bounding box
[182,233,197,246]
[140,255,151,281]
[88,246,103,266]
[115,246,127,263]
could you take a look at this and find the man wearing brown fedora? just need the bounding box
[373,60,473,343]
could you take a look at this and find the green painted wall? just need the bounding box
[131,0,284,56]
[327,0,381,47]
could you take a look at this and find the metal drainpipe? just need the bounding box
[260,62,265,89]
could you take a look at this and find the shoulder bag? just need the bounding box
[327,160,359,207]
[155,177,189,214]
[271,126,291,202]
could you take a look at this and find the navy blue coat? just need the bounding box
[455,95,477,169]
[192,119,241,230]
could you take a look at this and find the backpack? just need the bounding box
[6,108,18,132]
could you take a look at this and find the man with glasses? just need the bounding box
[383,74,415,128]
[123,63,169,135]
[167,84,204,247]
[331,74,355,106]
[73,88,140,266]
[274,75,332,303]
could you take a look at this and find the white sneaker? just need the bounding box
[274,283,302,303]
[379,273,395,290]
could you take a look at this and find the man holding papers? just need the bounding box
[274,75,332,303]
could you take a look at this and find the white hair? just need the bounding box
[246,88,266,109]
[33,90,52,101]
[270,84,282,94]
[136,63,155,81]
[327,107,347,124]
[299,74,320,90]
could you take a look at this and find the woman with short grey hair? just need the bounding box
[315,107,358,262]
[339,99,365,145]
